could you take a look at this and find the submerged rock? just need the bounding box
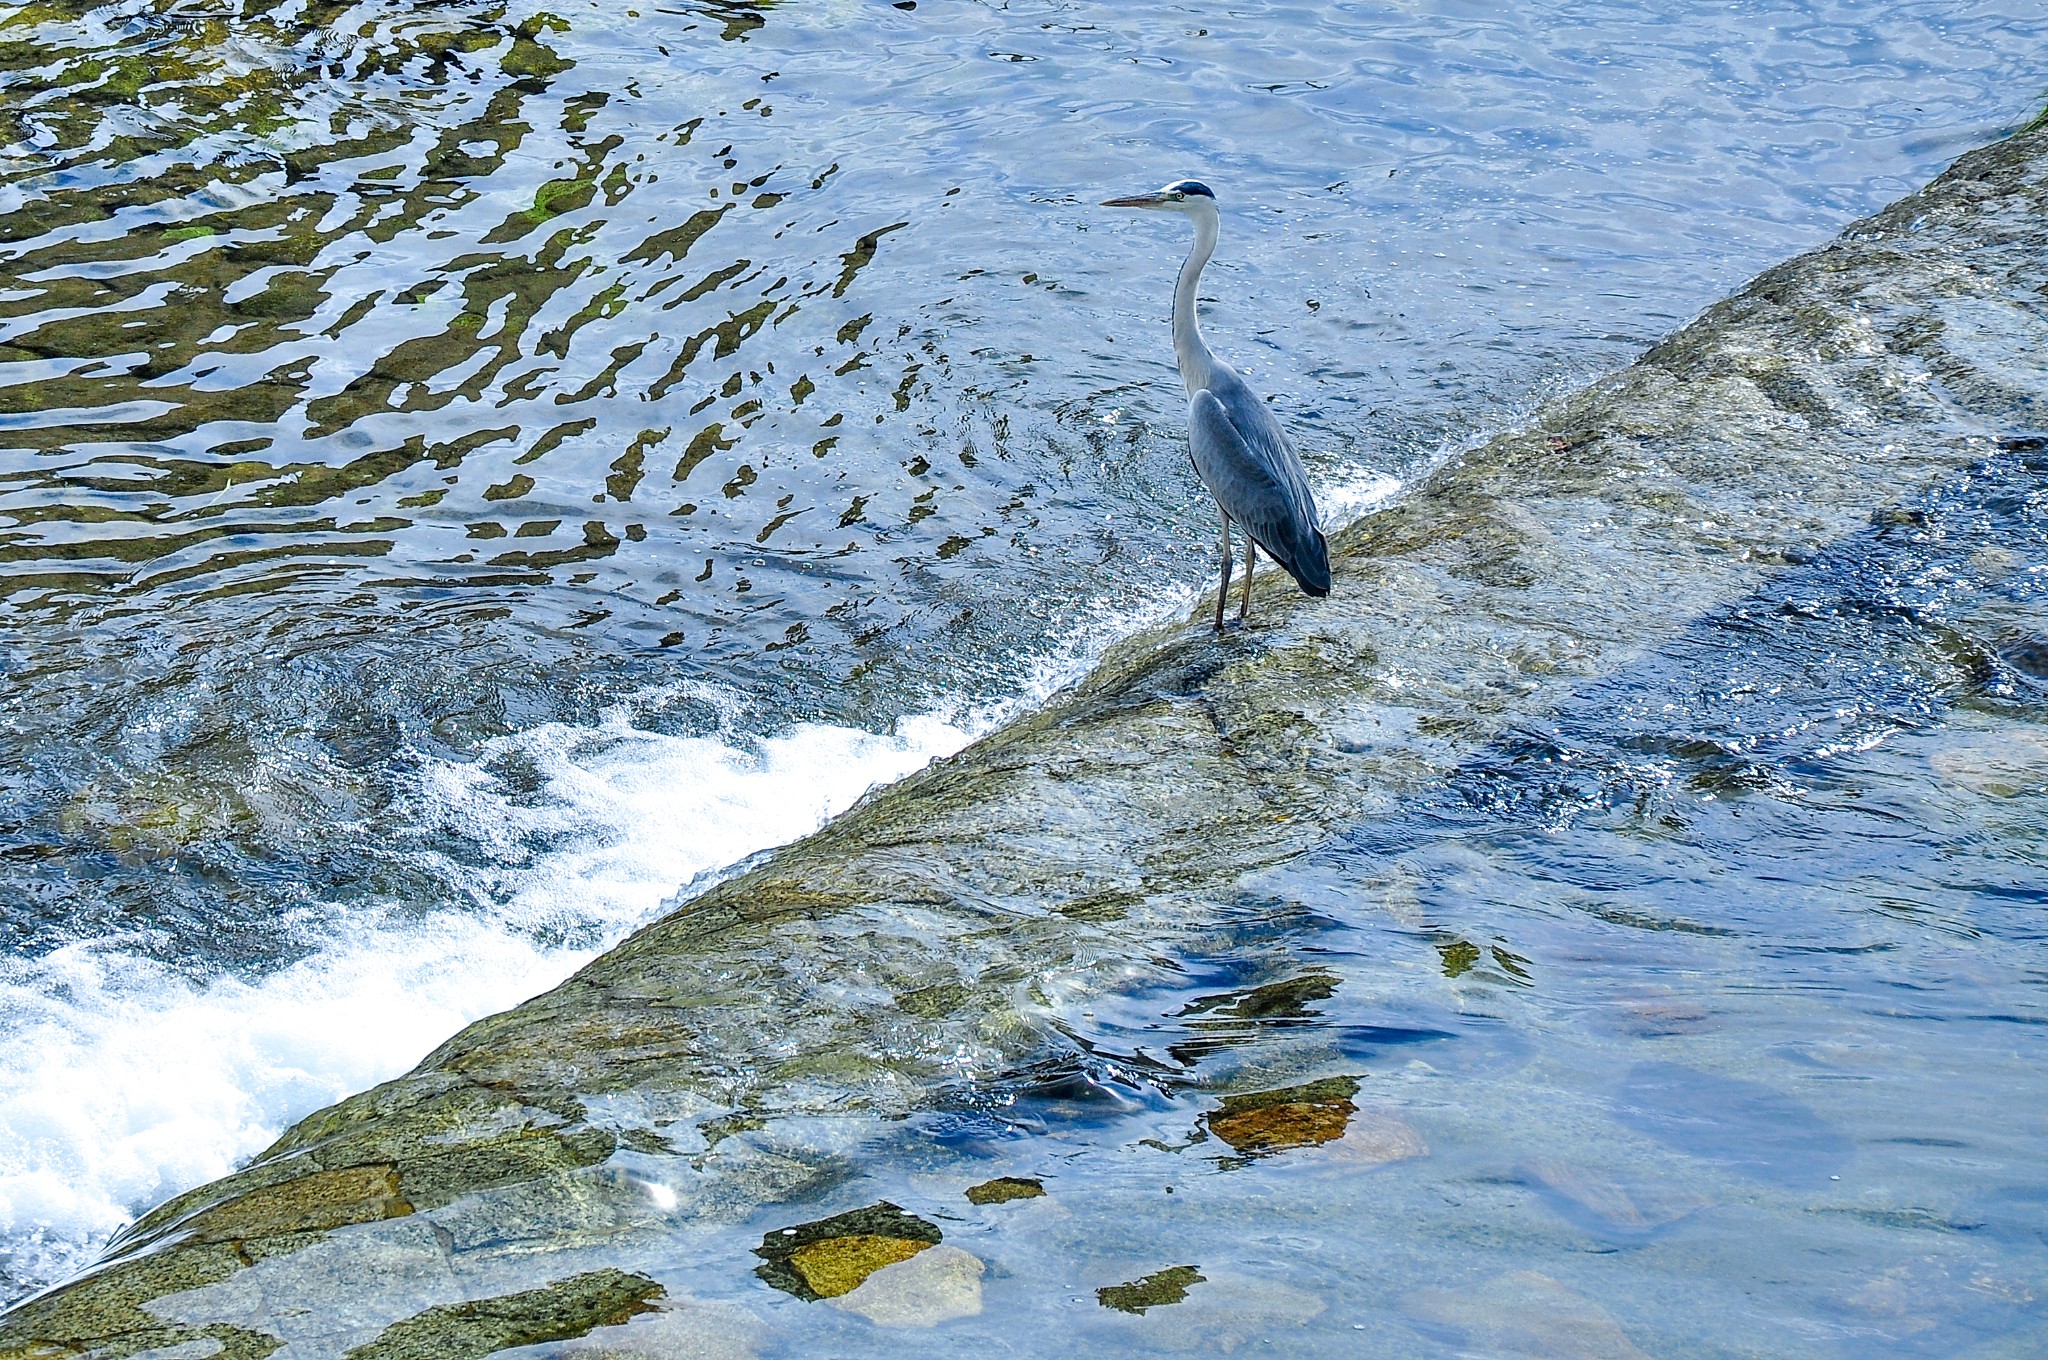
[1115,1273,1325,1352]
[1097,1266,1206,1315]
[1613,1061,1850,1187]
[828,1245,985,1328]
[751,1202,943,1302]
[787,1236,929,1300]
[1929,727,2048,796]
[1408,1270,1653,1360]
[1206,1077,1359,1157]
[1326,1111,1429,1168]
[340,1270,664,1360]
[1196,1074,1425,1168]
[1518,1157,1708,1242]
[964,1176,1046,1205]
[546,1296,767,1360]
[5,119,2047,1359]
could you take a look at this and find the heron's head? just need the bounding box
[1101,179,1217,214]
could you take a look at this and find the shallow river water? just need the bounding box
[1,0,2045,1347]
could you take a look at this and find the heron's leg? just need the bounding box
[1214,507,1233,633]
[1239,540,1255,621]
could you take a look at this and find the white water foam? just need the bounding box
[0,704,975,1298]
[0,498,1405,1299]
[1318,467,1403,527]
[0,582,1214,1300]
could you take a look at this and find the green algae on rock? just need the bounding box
[827,1245,986,1328]
[341,1270,664,1360]
[1097,1266,1207,1316]
[4,117,2048,1360]
[963,1176,1046,1206]
[1205,1077,1360,1158]
[752,1203,943,1302]
[787,1238,929,1301]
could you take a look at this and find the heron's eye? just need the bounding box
[1170,191,1185,201]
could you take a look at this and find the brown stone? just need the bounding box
[1210,1100,1353,1153]
[787,1236,931,1300]
[964,1176,1045,1205]
[1206,1078,1363,1156]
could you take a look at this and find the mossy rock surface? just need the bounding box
[1098,1266,1207,1315]
[1210,1100,1355,1155]
[182,1163,414,1244]
[752,1202,944,1302]
[343,1269,663,1360]
[787,1236,932,1299]
[1207,1077,1361,1155]
[965,1176,1046,1206]
[6,120,2048,1350]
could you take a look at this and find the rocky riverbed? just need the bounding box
[5,116,2045,1360]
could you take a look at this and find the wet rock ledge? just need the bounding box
[7,120,2047,1359]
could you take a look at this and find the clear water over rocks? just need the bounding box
[1,1,2046,1354]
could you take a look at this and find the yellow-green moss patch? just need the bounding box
[965,1176,1045,1206]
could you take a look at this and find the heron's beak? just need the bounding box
[1101,192,1169,209]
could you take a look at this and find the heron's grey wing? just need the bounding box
[1206,369,1322,523]
[1189,389,1331,595]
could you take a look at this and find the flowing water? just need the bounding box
[0,0,2044,1343]
[622,445,2048,1358]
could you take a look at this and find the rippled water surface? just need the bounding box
[2,0,2045,1334]
[768,443,2048,1359]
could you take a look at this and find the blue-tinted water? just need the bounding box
[692,444,2048,1357]
[0,0,2044,1343]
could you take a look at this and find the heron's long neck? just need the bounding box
[1172,209,1219,393]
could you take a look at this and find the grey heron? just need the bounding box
[1102,179,1331,631]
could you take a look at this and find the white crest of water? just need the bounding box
[0,704,973,1295]
[0,508,1372,1299]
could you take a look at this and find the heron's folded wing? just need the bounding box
[1208,377,1321,522]
[1190,389,1330,593]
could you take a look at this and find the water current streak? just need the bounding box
[3,0,2048,1326]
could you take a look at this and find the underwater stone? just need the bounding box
[341,1269,664,1360]
[143,1216,459,1356]
[827,1245,985,1327]
[1407,1271,1652,1360]
[1929,727,2048,797]
[1206,1077,1360,1156]
[751,1202,942,1302]
[1517,1158,1708,1243]
[1115,1273,1325,1352]
[1613,1061,1849,1187]
[787,1236,930,1299]
[1437,939,1482,977]
[963,1176,1045,1205]
[1327,1110,1428,1168]
[1209,1101,1351,1154]
[1097,1266,1206,1315]
[549,1296,767,1360]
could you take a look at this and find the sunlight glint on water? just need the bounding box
[0,0,2044,1319]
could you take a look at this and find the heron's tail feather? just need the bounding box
[1266,526,1332,597]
